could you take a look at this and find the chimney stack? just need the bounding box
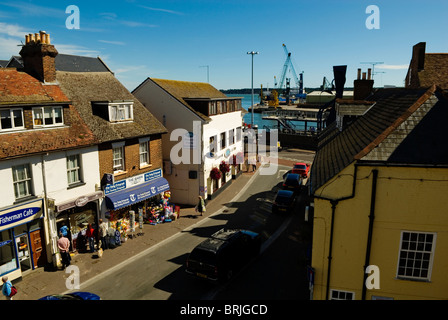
[19,31,58,83]
[353,68,374,100]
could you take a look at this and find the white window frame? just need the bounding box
[112,142,126,173]
[109,103,134,122]
[396,230,436,281]
[32,106,64,127]
[12,164,33,200]
[330,289,355,300]
[236,126,242,142]
[0,108,24,131]
[66,154,83,186]
[139,137,150,167]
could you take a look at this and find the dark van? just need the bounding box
[185,229,261,283]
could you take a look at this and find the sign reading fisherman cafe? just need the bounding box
[0,199,44,232]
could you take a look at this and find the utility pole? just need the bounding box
[247,51,259,127]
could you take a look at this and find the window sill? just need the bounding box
[139,163,152,170]
[67,182,86,190]
[13,195,38,205]
[114,170,128,177]
[395,276,431,283]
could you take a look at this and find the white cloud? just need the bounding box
[55,44,100,57]
[0,22,31,38]
[377,64,408,70]
[138,5,184,15]
[0,2,64,17]
[99,40,126,46]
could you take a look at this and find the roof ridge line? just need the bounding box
[354,84,437,160]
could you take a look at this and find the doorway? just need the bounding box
[15,233,32,272]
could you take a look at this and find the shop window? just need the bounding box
[0,108,24,131]
[139,140,150,166]
[113,146,125,173]
[12,164,33,200]
[67,154,83,186]
[33,106,64,127]
[0,230,18,275]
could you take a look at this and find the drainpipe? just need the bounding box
[312,163,359,300]
[362,169,378,300]
[325,199,338,300]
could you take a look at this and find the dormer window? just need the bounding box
[109,103,133,122]
[92,101,134,123]
[0,108,24,131]
[33,106,64,127]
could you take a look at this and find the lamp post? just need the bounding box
[247,51,259,128]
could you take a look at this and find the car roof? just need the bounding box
[277,190,294,197]
[286,173,300,179]
[294,162,307,165]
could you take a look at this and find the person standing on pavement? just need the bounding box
[59,222,72,252]
[57,232,71,268]
[86,223,95,253]
[195,196,206,216]
[2,276,13,300]
[98,219,109,251]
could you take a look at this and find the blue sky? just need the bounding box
[0,0,447,91]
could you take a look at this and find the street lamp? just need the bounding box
[247,51,259,128]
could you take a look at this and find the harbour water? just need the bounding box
[227,93,317,131]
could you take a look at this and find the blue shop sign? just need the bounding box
[105,168,163,195]
[0,199,44,232]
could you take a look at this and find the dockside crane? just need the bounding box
[276,44,303,93]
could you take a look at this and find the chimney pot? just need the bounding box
[367,68,372,80]
[362,72,367,80]
[357,68,361,80]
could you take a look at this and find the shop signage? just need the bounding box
[105,168,163,195]
[56,191,103,212]
[0,240,12,248]
[0,199,44,232]
[105,177,170,210]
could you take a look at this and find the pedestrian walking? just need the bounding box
[98,219,109,250]
[57,232,71,268]
[86,223,95,253]
[1,276,16,300]
[195,196,206,216]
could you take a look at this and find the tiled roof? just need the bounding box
[311,86,438,194]
[138,78,229,122]
[6,54,112,73]
[56,71,167,143]
[0,69,98,159]
[0,68,69,104]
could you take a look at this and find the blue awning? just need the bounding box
[105,177,170,210]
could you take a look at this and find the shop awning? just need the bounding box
[105,177,170,210]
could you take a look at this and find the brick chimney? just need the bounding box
[19,31,58,83]
[405,42,426,88]
[353,68,374,100]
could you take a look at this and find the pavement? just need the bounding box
[11,155,304,300]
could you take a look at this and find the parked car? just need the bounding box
[283,173,303,192]
[272,190,295,213]
[39,292,100,300]
[291,162,310,178]
[185,229,261,283]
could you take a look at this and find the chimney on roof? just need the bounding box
[353,68,374,100]
[19,31,58,83]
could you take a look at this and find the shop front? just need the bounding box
[54,191,103,253]
[0,198,46,281]
[103,169,171,239]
